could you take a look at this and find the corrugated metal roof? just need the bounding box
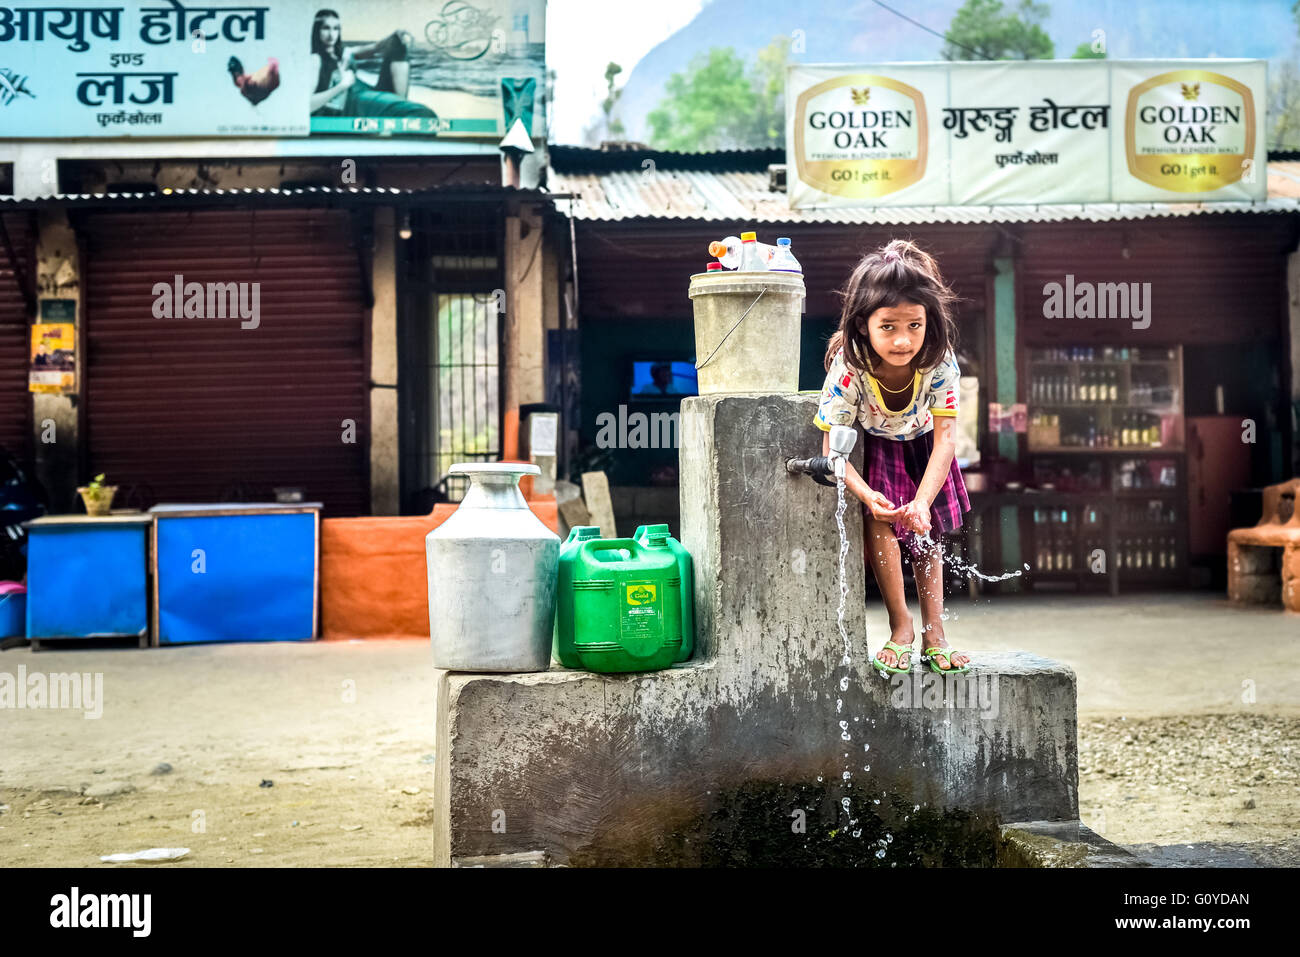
[550,167,1300,225]
[0,184,553,209]
[549,144,783,173]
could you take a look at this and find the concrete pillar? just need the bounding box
[994,256,1021,572]
[12,144,59,200]
[502,205,545,458]
[432,394,1079,866]
[32,210,80,511]
[369,209,399,515]
[1287,249,1300,476]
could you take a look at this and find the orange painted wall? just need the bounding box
[320,491,558,640]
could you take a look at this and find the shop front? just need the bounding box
[1009,217,1297,590]
[551,145,1300,590]
[0,181,562,521]
[78,206,372,515]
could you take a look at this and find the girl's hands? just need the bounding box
[861,487,903,523]
[899,499,932,535]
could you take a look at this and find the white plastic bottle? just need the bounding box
[709,234,775,270]
[738,231,768,271]
[707,235,743,269]
[768,237,802,273]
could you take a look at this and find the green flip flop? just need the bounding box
[872,639,914,674]
[923,645,970,674]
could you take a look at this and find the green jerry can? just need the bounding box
[553,525,602,668]
[633,524,694,662]
[559,534,683,673]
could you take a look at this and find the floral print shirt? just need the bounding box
[814,347,960,441]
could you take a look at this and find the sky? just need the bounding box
[545,0,707,145]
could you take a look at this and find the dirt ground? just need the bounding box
[1,592,1297,866]
[1,639,438,867]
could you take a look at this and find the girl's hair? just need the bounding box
[824,238,960,375]
[312,9,343,61]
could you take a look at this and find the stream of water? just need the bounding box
[828,481,1029,854]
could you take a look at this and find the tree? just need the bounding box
[1276,5,1300,150]
[602,62,625,139]
[1069,40,1105,59]
[1269,50,1300,150]
[750,36,789,146]
[647,39,789,152]
[942,0,1054,61]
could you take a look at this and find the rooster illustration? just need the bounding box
[227,56,280,106]
[0,68,35,106]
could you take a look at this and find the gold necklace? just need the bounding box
[874,372,915,393]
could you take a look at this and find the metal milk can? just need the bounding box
[427,462,560,672]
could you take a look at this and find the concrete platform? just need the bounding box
[999,820,1145,867]
[433,395,1080,866]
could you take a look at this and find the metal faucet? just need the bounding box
[787,424,857,487]
[827,424,856,479]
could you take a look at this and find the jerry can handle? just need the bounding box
[581,537,640,560]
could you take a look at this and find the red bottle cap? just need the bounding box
[706,262,722,271]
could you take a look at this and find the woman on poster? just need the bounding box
[310,8,437,120]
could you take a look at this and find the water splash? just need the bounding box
[908,530,1025,583]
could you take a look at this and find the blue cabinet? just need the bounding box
[24,515,151,647]
[150,504,320,645]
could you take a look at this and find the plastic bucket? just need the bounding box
[688,270,805,394]
[0,582,26,638]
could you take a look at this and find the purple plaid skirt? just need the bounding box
[862,428,969,553]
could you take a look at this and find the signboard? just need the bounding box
[787,60,1266,208]
[30,321,75,393]
[0,0,545,139]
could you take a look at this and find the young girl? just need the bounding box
[813,239,971,675]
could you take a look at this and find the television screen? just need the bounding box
[629,360,698,399]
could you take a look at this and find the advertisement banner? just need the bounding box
[0,0,545,139]
[787,60,1266,208]
[30,321,75,394]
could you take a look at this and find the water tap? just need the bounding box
[785,422,857,487]
[828,424,857,480]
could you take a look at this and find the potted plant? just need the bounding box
[78,473,118,517]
